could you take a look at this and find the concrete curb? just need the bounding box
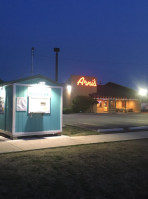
[128,126,148,131]
[97,126,148,133]
[97,128,124,133]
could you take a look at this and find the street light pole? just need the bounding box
[54,48,60,82]
[31,47,34,75]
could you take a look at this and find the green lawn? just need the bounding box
[62,125,98,136]
[0,139,148,199]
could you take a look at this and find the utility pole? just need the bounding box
[54,48,60,82]
[31,47,34,75]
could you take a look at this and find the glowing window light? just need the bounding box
[77,77,97,87]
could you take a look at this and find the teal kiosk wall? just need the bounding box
[0,75,63,139]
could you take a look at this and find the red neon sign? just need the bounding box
[77,77,97,87]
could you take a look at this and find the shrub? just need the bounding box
[72,96,97,113]
[63,108,73,114]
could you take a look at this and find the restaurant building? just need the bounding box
[63,75,140,113]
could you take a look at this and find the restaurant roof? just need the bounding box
[90,82,138,99]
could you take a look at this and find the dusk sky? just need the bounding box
[0,0,148,89]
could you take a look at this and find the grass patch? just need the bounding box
[62,125,98,136]
[0,140,148,198]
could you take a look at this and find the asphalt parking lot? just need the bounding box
[1,113,148,142]
[63,112,148,131]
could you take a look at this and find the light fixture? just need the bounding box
[39,82,45,85]
[67,85,72,94]
[138,88,147,96]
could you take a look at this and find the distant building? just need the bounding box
[90,82,140,113]
[63,75,140,113]
[63,75,97,110]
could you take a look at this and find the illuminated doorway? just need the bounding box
[104,101,108,112]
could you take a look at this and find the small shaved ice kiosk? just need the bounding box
[0,75,63,139]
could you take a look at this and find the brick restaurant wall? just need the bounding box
[126,100,141,112]
[63,75,97,109]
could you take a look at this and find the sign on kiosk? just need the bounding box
[29,97,50,113]
[28,86,51,113]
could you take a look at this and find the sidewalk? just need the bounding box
[0,131,148,154]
